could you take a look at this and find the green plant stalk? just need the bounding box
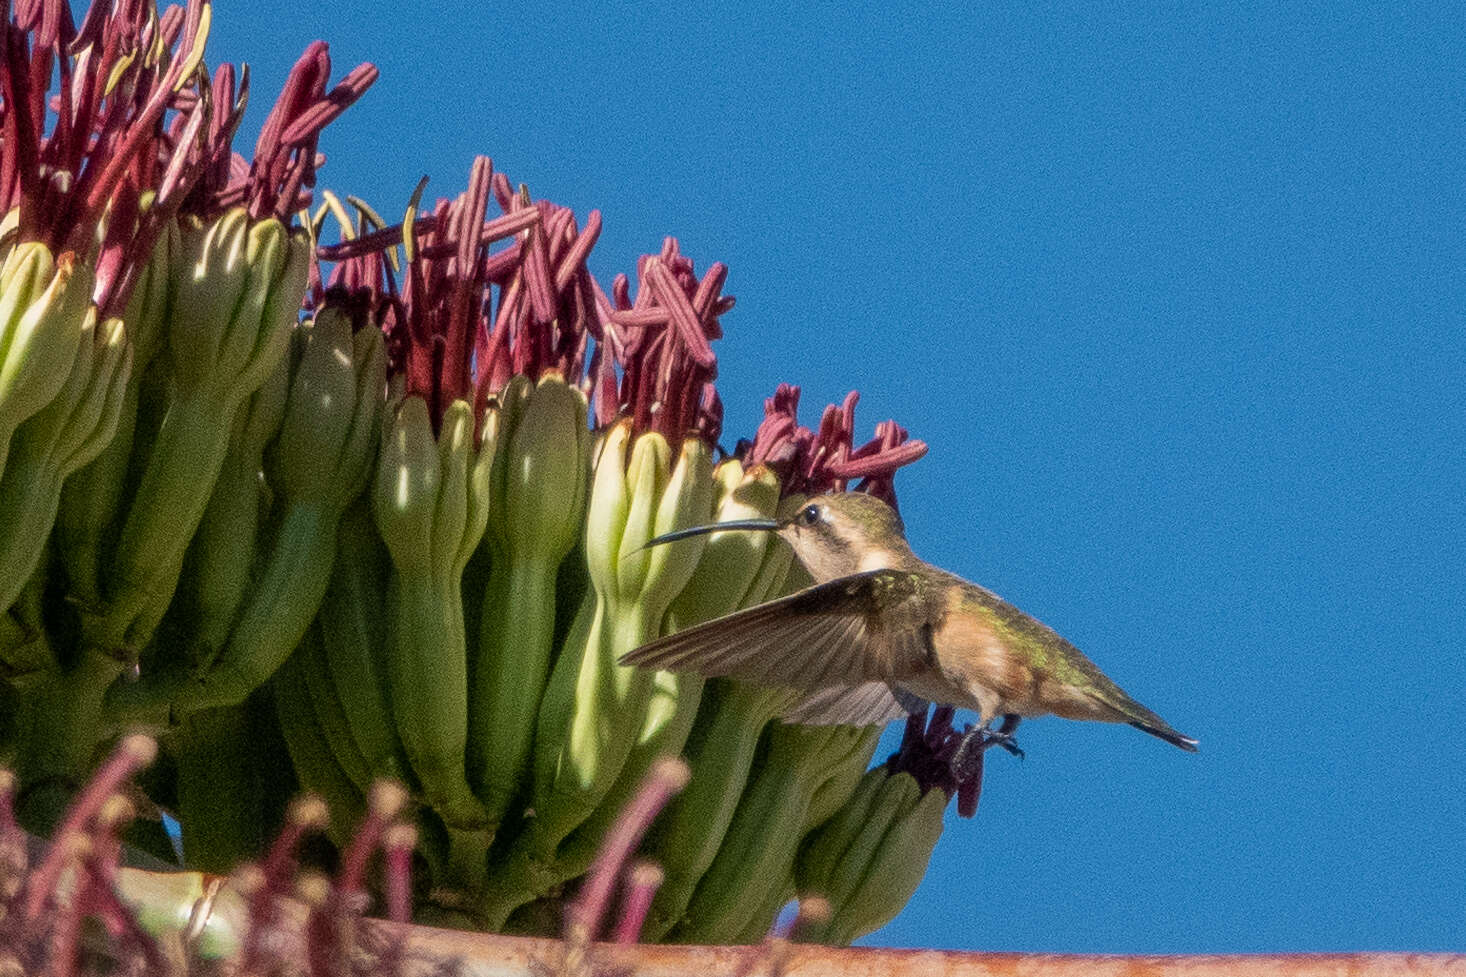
[98,391,251,650]
[386,569,482,829]
[478,594,602,928]
[316,498,409,786]
[293,620,376,793]
[512,661,711,918]
[472,554,559,824]
[527,600,658,854]
[271,660,365,846]
[823,774,919,912]
[509,477,798,935]
[0,315,130,612]
[0,245,92,481]
[98,211,303,654]
[56,220,177,614]
[670,723,874,945]
[637,681,791,941]
[522,433,712,877]
[562,462,784,891]
[183,421,263,666]
[184,360,289,669]
[371,395,492,896]
[173,703,268,872]
[106,502,337,719]
[803,726,881,830]
[471,375,588,833]
[536,433,673,832]
[385,569,492,895]
[793,766,888,908]
[54,385,139,609]
[0,436,91,612]
[189,501,336,707]
[810,781,946,946]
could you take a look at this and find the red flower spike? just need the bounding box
[555,209,602,293]
[611,861,665,945]
[259,795,329,891]
[564,757,689,947]
[3,2,372,317]
[383,823,417,924]
[522,208,558,325]
[336,782,407,898]
[737,384,924,505]
[81,849,167,973]
[645,259,716,369]
[881,706,999,820]
[317,161,611,430]
[23,735,155,921]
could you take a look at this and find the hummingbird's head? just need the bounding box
[778,492,914,581]
[640,491,916,584]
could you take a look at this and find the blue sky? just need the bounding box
[212,1,1464,951]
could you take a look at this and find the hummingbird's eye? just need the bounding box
[796,504,821,527]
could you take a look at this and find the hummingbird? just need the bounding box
[620,491,1197,754]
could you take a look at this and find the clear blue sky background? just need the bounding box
[210,0,1463,952]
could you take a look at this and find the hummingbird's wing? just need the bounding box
[779,682,922,726]
[619,569,937,689]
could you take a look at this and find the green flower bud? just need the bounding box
[0,311,131,612]
[0,244,93,479]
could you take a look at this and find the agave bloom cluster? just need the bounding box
[0,0,374,826]
[0,0,979,951]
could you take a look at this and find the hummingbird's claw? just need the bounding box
[990,734,1025,760]
[989,714,1025,759]
[951,715,1025,773]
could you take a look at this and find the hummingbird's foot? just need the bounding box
[950,715,1025,774]
[986,714,1024,760]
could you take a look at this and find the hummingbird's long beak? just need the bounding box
[641,518,781,549]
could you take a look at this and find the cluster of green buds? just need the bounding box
[793,707,995,945]
[0,0,375,832]
[0,0,986,949]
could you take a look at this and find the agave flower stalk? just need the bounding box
[0,247,95,485]
[470,183,600,840]
[274,161,610,908]
[1,0,218,513]
[1,0,216,828]
[121,299,387,718]
[549,461,792,928]
[482,239,732,928]
[151,298,383,871]
[179,355,292,673]
[56,220,180,613]
[470,370,591,837]
[90,41,377,652]
[357,159,578,891]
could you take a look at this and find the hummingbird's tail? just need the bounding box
[1127,717,1199,752]
[1076,671,1199,752]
